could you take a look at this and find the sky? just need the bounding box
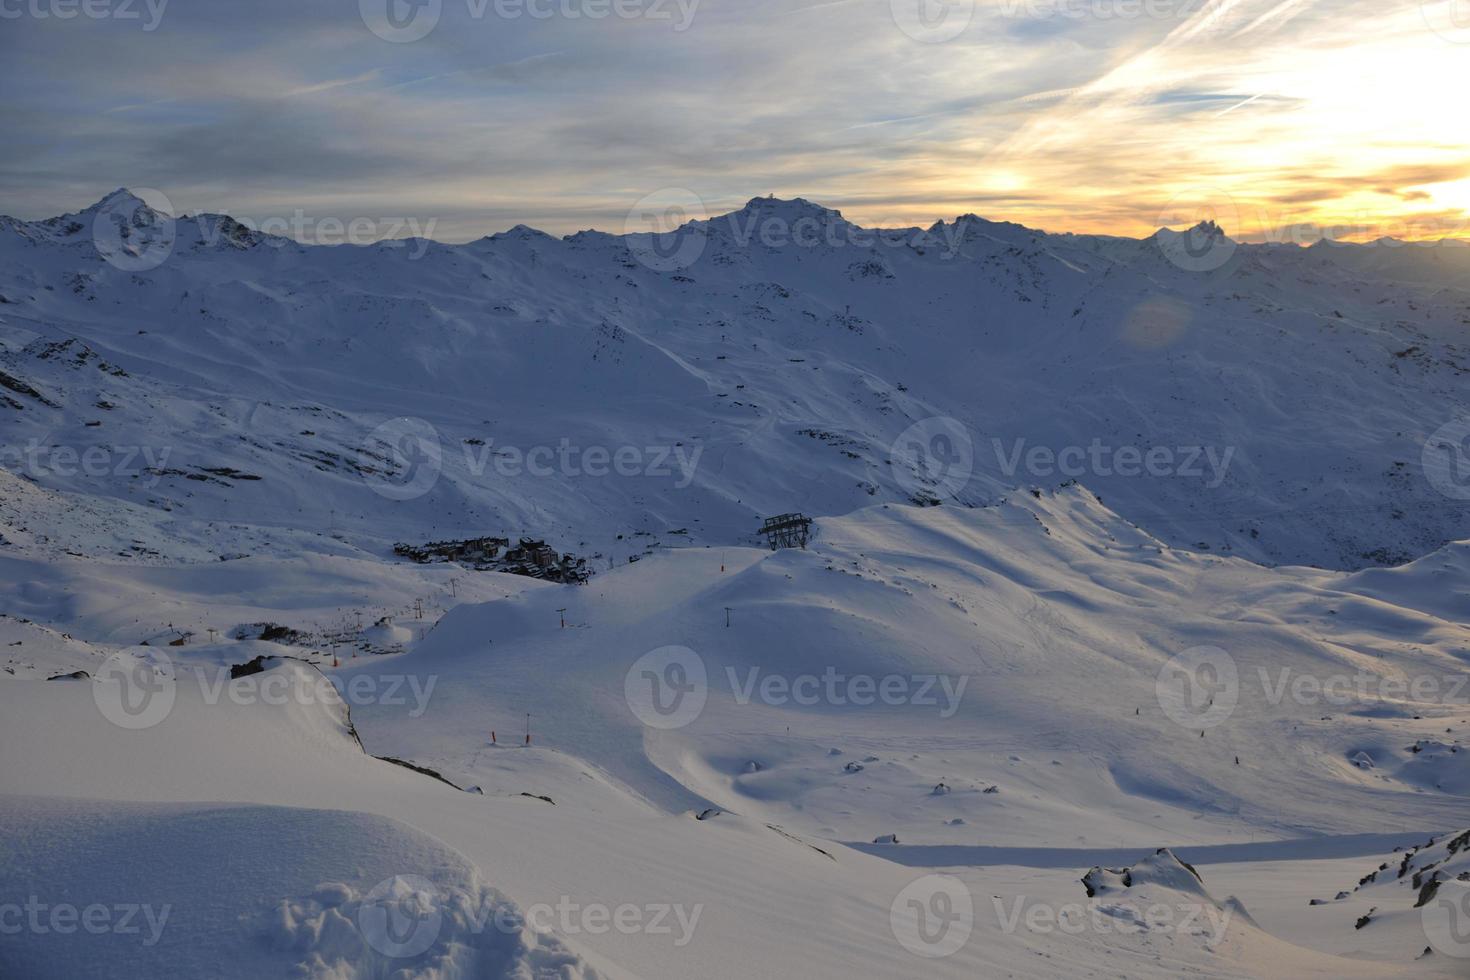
[1,0,1467,243]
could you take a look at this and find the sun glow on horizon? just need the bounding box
[797,1,1470,246]
[2,0,1465,244]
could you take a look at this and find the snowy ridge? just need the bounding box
[1,191,1467,569]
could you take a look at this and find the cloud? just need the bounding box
[0,0,1464,242]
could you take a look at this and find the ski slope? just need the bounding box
[2,193,1468,977]
[2,491,1468,976]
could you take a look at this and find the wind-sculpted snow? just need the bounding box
[0,797,600,980]
[2,191,1467,570]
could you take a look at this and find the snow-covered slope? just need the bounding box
[3,191,1468,978]
[351,489,1470,845]
[1323,829,1470,965]
[0,594,1451,978]
[2,191,1467,570]
[2,490,1466,977]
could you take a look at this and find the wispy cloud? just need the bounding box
[0,0,1463,242]
[283,70,383,98]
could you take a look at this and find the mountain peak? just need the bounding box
[1153,218,1230,242]
[1191,218,1226,239]
[731,196,846,224]
[480,223,558,246]
[83,188,160,218]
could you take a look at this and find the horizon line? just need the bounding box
[9,187,1470,250]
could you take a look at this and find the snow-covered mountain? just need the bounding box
[2,191,1469,979]
[2,190,1467,570]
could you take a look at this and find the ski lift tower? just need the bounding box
[759,513,813,550]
